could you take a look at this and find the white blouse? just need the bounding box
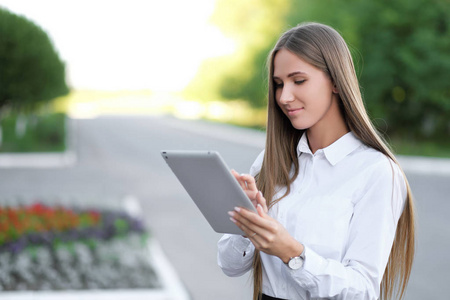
[217,132,407,300]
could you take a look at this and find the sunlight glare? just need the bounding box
[174,101,205,120]
[0,0,235,92]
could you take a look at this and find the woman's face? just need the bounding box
[273,48,339,131]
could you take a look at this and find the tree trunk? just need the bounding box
[15,113,27,138]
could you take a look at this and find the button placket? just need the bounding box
[298,155,314,195]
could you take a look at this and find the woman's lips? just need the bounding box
[287,108,304,116]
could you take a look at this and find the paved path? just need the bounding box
[0,115,448,299]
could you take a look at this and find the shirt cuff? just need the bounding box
[230,235,254,253]
[282,245,322,288]
[302,245,327,276]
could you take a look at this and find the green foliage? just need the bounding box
[218,49,270,107]
[188,0,450,141]
[0,113,66,152]
[0,8,69,112]
[352,0,450,139]
[114,218,129,236]
[388,135,450,158]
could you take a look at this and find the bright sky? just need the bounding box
[0,0,235,92]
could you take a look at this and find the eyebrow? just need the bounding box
[273,71,308,79]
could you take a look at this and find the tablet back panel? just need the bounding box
[161,150,256,235]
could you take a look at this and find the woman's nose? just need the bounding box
[279,85,295,104]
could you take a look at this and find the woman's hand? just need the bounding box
[228,193,303,263]
[231,170,267,211]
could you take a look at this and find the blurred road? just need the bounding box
[0,115,448,299]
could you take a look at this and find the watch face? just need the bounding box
[288,257,303,270]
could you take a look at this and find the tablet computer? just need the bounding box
[161,150,257,235]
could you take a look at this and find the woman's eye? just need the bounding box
[274,82,283,88]
[295,80,306,85]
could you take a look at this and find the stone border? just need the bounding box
[0,117,77,168]
[396,155,450,176]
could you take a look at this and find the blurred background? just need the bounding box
[0,0,449,299]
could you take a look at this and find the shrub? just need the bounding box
[0,8,69,113]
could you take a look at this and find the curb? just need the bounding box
[397,155,450,176]
[0,152,76,168]
[122,195,191,300]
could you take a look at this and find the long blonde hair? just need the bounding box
[253,22,415,300]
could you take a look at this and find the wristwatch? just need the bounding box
[287,248,305,270]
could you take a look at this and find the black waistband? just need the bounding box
[261,294,287,300]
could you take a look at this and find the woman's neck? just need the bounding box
[306,128,348,154]
[306,116,349,154]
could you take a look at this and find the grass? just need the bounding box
[0,113,66,153]
[388,135,450,158]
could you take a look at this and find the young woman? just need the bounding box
[217,22,415,300]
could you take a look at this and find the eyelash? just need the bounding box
[274,83,283,88]
[274,80,306,88]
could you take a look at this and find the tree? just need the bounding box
[349,0,450,139]
[0,7,69,113]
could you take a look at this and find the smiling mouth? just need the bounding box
[287,108,304,116]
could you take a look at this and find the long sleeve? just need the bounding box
[280,158,407,299]
[217,150,264,277]
[217,234,255,277]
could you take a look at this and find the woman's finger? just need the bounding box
[247,230,263,246]
[235,206,275,232]
[229,214,254,237]
[256,191,268,213]
[229,210,268,250]
[232,207,271,236]
[231,169,247,190]
[231,170,259,203]
[244,190,258,200]
[239,173,258,192]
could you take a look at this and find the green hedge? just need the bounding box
[0,8,69,113]
[0,113,66,152]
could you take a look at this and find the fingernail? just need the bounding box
[240,173,245,177]
[259,191,263,197]
[230,217,237,223]
[228,211,235,217]
[257,204,262,208]
[234,207,241,212]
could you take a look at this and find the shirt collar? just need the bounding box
[297,131,363,166]
[297,133,312,156]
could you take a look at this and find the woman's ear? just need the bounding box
[332,83,339,94]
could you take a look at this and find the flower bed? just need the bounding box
[0,203,161,291]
